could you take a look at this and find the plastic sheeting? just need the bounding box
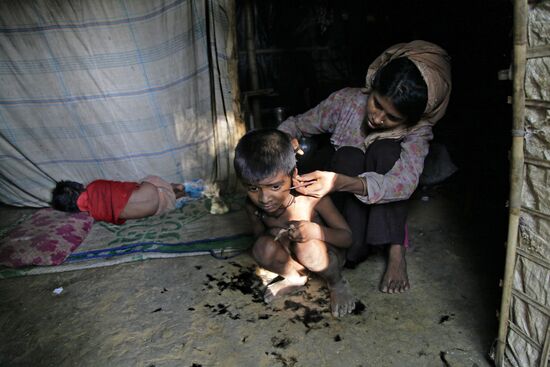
[0,0,238,207]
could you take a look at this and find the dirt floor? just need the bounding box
[0,181,501,367]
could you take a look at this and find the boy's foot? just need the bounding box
[329,277,356,317]
[380,244,410,294]
[255,267,279,286]
[264,275,308,303]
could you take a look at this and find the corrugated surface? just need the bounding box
[505,1,550,366]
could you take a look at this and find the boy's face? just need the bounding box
[244,170,293,214]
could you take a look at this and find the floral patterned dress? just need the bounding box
[278,87,433,204]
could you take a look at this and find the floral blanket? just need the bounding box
[0,209,94,268]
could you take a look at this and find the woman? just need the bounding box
[278,40,452,294]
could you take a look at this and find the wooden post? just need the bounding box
[225,0,246,191]
[244,0,261,128]
[495,0,527,364]
[226,0,246,138]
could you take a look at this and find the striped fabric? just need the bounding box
[0,0,238,207]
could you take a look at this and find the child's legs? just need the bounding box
[294,239,356,317]
[171,183,186,198]
[293,239,328,272]
[292,239,343,284]
[252,236,305,279]
[254,235,308,302]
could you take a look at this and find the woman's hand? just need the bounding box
[290,138,304,155]
[292,170,338,198]
[287,221,321,243]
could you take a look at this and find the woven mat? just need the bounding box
[0,196,253,279]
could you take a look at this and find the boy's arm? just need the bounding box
[313,196,352,248]
[289,197,352,248]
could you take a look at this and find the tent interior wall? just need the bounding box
[0,0,244,207]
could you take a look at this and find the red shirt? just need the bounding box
[77,180,139,224]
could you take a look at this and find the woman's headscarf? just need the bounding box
[363,40,452,148]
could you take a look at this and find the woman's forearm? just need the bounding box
[294,170,367,198]
[334,173,367,196]
[320,226,353,248]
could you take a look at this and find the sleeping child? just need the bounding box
[51,175,185,224]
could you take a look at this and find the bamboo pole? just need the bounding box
[226,0,245,138]
[541,324,550,367]
[244,0,261,129]
[204,0,221,184]
[495,0,527,365]
[225,0,245,191]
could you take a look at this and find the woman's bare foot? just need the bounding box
[264,275,308,303]
[380,244,410,293]
[328,277,356,317]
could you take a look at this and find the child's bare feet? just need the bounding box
[264,275,308,303]
[380,244,410,293]
[171,183,186,198]
[328,277,356,317]
[255,267,279,286]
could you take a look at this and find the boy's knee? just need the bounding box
[294,239,329,272]
[252,236,278,264]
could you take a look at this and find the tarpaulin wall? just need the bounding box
[0,0,240,207]
[498,1,550,366]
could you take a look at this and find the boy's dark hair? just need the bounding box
[234,128,296,183]
[372,57,428,126]
[51,180,85,212]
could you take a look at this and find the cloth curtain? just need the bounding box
[0,0,238,207]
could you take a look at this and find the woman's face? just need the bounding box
[364,92,408,132]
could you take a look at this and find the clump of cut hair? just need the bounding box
[51,180,85,212]
[234,128,296,184]
[372,57,428,126]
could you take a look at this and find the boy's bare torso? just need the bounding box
[252,194,323,230]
